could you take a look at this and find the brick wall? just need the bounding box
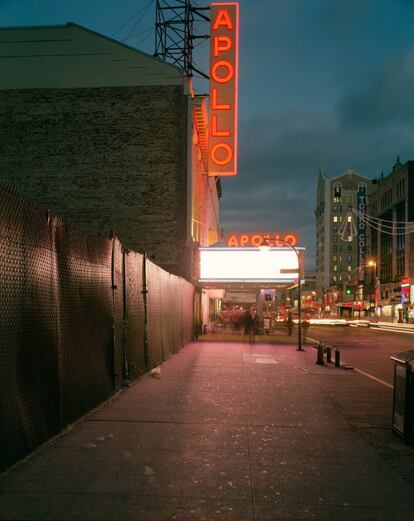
[0,85,189,278]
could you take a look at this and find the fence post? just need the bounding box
[121,247,130,385]
[142,253,150,370]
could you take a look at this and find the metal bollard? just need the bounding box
[326,345,332,364]
[335,348,341,367]
[316,342,325,365]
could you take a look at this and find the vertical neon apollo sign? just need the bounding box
[208,2,239,176]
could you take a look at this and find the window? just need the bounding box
[332,276,337,283]
[333,216,338,222]
[333,265,338,271]
[347,215,352,222]
[333,236,338,242]
[347,245,352,252]
[333,183,342,203]
[333,225,338,232]
[333,245,337,253]
[347,265,352,272]
[348,195,353,203]
[347,255,352,262]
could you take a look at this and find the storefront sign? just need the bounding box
[209,2,239,176]
[225,291,257,303]
[357,185,367,281]
[226,232,297,247]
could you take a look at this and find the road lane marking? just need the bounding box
[370,326,414,335]
[353,368,393,389]
[307,337,394,389]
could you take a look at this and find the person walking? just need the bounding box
[287,310,293,336]
[243,310,255,343]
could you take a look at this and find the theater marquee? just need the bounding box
[209,2,239,176]
[199,247,305,284]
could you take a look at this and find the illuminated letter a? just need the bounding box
[213,9,233,30]
[227,235,238,247]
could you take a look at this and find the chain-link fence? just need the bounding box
[0,184,194,472]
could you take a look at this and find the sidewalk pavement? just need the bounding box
[1,339,414,521]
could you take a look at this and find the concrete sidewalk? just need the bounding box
[1,340,414,521]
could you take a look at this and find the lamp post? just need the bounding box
[367,259,379,316]
[259,237,304,351]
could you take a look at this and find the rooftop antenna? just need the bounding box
[154,0,210,78]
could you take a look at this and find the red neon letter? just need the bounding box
[227,234,238,247]
[213,35,232,56]
[240,234,249,246]
[211,60,234,83]
[211,115,230,137]
[284,234,297,246]
[210,143,233,165]
[213,9,234,30]
[212,88,230,110]
[251,235,262,247]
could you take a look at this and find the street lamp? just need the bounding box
[259,237,304,351]
[367,259,379,315]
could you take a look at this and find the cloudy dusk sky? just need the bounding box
[2,0,414,272]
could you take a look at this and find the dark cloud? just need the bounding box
[338,51,414,129]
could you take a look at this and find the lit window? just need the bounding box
[333,265,338,271]
[333,216,338,223]
[347,265,352,272]
[347,216,352,222]
[333,276,337,282]
[333,256,337,262]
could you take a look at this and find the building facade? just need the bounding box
[315,169,375,315]
[369,159,414,321]
[0,23,220,280]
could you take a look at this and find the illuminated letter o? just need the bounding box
[284,234,297,246]
[251,235,262,247]
[210,143,233,165]
[211,60,234,83]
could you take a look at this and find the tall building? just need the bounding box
[315,169,375,315]
[369,158,414,321]
[0,23,220,280]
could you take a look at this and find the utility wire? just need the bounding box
[135,30,155,48]
[111,0,154,38]
[125,26,153,43]
[123,0,154,42]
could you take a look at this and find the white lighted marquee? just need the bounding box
[199,247,304,283]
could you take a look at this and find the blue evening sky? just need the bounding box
[2,0,414,271]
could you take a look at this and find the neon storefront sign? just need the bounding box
[209,2,239,176]
[225,233,298,247]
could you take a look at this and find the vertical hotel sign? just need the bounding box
[357,184,367,282]
[208,2,239,176]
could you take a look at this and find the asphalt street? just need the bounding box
[306,325,414,387]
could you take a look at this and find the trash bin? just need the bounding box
[390,351,414,443]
